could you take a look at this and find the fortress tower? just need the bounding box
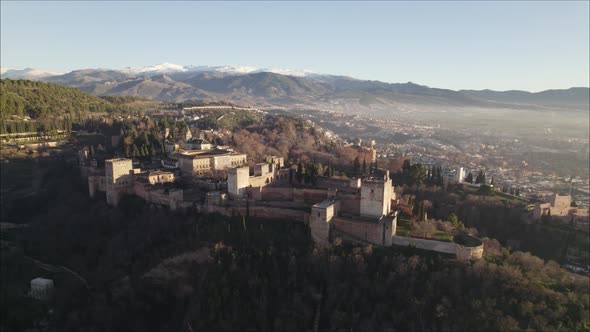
[105,158,134,206]
[227,165,250,199]
[360,170,393,218]
[310,199,340,244]
[550,193,572,213]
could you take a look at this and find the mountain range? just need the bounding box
[1,63,588,112]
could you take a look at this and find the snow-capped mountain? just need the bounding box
[118,63,315,77]
[0,67,64,80]
[120,63,187,75]
[1,63,317,79]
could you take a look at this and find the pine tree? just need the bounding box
[466,172,474,183]
[296,162,303,183]
[362,159,367,174]
[412,200,420,218]
[419,201,426,221]
[402,159,411,174]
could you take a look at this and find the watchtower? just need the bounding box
[360,170,393,218]
[105,158,133,206]
[227,165,250,199]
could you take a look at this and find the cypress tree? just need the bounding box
[353,157,360,175]
[132,144,140,157]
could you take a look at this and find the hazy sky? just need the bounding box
[1,1,589,91]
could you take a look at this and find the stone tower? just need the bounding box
[105,158,133,206]
[360,170,393,218]
[310,199,339,244]
[227,165,250,199]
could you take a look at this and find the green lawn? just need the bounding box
[395,217,454,242]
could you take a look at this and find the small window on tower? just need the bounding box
[371,189,374,193]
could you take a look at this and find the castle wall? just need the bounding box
[105,186,135,206]
[392,236,484,261]
[207,205,309,222]
[316,177,355,190]
[456,244,484,261]
[293,188,329,204]
[248,187,263,201]
[133,182,183,210]
[261,187,294,201]
[392,236,457,254]
[88,175,107,198]
[533,203,551,219]
[533,194,589,222]
[337,193,361,215]
[332,216,391,246]
[254,163,270,177]
[249,173,275,188]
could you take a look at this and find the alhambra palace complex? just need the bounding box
[82,134,590,261]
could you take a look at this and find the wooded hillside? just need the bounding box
[1,79,130,119]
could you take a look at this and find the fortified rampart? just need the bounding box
[207,204,310,223]
[134,182,184,210]
[532,193,589,223]
[332,215,394,246]
[249,187,330,203]
[392,235,483,261]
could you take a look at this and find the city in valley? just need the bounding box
[1,1,589,331]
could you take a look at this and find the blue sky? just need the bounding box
[1,1,588,91]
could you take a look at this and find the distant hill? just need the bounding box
[5,64,587,112]
[460,88,590,108]
[0,79,146,119]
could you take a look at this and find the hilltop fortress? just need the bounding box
[533,193,589,229]
[80,139,483,261]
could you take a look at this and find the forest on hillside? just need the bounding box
[1,156,589,331]
[0,79,129,119]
